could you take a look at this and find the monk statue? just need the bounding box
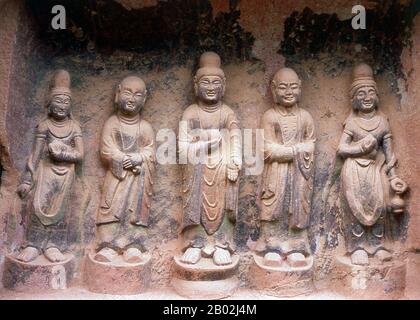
[15,69,84,263]
[337,63,408,266]
[255,67,315,268]
[93,76,155,264]
[178,52,241,266]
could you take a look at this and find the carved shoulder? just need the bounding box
[71,119,83,137]
[35,118,49,133]
[261,108,277,126]
[140,119,154,136]
[181,104,199,121]
[300,108,315,124]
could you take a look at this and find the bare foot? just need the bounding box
[202,244,215,258]
[181,247,201,264]
[375,249,392,262]
[123,247,143,264]
[351,249,369,266]
[286,252,307,268]
[94,247,118,263]
[213,247,232,266]
[16,246,39,262]
[44,247,66,262]
[263,252,282,267]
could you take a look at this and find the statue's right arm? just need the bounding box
[337,131,370,158]
[17,126,46,198]
[100,118,126,179]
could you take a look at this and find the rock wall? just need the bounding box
[0,0,419,296]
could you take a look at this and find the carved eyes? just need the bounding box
[356,90,376,99]
[121,91,144,99]
[275,84,299,90]
[199,80,222,86]
[53,98,70,104]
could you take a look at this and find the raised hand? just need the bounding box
[361,134,377,153]
[390,176,408,194]
[227,163,239,182]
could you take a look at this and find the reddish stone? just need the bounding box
[171,255,240,299]
[2,254,75,292]
[84,253,151,295]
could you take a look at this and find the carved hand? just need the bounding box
[271,144,294,162]
[128,154,143,167]
[48,140,69,158]
[201,129,222,142]
[122,155,134,169]
[360,134,377,153]
[227,164,239,182]
[17,183,31,199]
[390,176,408,194]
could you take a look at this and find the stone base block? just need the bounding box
[248,254,314,297]
[330,256,406,299]
[171,255,239,299]
[2,254,75,291]
[84,253,151,295]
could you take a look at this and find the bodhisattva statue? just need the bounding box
[256,67,315,268]
[94,76,155,264]
[337,63,408,266]
[178,52,241,266]
[16,69,84,263]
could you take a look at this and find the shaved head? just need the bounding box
[119,76,146,93]
[272,68,301,85]
[271,67,301,107]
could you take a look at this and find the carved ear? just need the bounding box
[142,89,148,104]
[222,77,226,97]
[193,76,199,96]
[115,84,121,105]
[270,80,276,89]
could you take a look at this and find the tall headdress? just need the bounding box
[195,52,225,80]
[48,69,72,104]
[350,63,377,98]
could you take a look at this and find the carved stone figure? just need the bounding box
[93,75,155,265]
[255,67,315,268]
[15,69,83,263]
[178,51,241,267]
[337,64,408,266]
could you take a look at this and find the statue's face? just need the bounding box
[49,94,71,120]
[271,76,301,108]
[353,86,378,113]
[196,75,225,104]
[118,79,146,116]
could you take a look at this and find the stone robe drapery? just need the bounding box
[259,106,315,230]
[22,118,82,227]
[97,114,155,227]
[179,104,241,237]
[339,112,393,254]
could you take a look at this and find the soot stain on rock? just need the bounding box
[280,0,419,92]
[26,0,255,72]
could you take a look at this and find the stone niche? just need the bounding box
[0,0,419,299]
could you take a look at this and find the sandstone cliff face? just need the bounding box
[0,0,419,297]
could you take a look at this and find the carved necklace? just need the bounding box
[47,117,73,139]
[354,112,381,132]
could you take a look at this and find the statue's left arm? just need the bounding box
[293,111,315,180]
[295,111,315,154]
[382,119,408,194]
